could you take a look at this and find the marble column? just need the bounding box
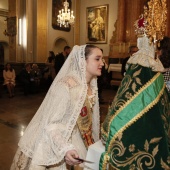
[74,0,80,45]
[165,0,170,37]
[116,0,125,42]
[36,0,47,62]
[8,0,16,62]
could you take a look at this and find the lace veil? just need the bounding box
[18,45,100,166]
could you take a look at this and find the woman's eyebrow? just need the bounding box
[96,55,102,58]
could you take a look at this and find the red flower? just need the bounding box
[138,17,144,28]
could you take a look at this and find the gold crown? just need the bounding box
[134,0,167,44]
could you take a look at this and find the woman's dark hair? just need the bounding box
[4,63,13,72]
[85,44,101,59]
[25,63,31,68]
[49,51,55,57]
[158,36,170,68]
[64,46,71,51]
[48,51,55,63]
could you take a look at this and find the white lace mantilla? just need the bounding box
[17,45,100,167]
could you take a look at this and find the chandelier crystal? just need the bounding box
[57,0,75,27]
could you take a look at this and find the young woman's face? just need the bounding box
[86,48,104,78]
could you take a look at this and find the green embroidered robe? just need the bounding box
[100,64,170,170]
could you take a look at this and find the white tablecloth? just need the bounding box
[84,140,105,170]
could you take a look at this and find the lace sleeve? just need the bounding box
[45,101,75,159]
[44,82,76,162]
[46,125,75,158]
[19,82,77,165]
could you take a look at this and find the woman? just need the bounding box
[31,63,42,88]
[3,63,16,98]
[11,45,104,169]
[44,51,56,81]
[20,63,34,95]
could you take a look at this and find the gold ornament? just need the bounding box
[134,0,167,44]
[144,0,167,44]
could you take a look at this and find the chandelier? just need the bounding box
[57,0,75,27]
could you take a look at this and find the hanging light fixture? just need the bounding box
[57,0,75,27]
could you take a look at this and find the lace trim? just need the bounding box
[128,36,164,72]
[77,92,96,149]
[128,52,164,72]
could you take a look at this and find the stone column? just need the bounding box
[73,0,80,45]
[26,0,34,62]
[8,0,16,62]
[36,0,47,62]
[165,0,170,37]
[116,0,125,42]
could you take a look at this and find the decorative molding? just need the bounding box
[0,9,9,17]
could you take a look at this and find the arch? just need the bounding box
[53,37,69,55]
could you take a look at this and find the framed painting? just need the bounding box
[86,4,108,44]
[7,16,16,36]
[52,0,72,32]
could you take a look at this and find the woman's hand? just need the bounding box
[65,150,82,166]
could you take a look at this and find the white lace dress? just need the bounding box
[10,45,100,170]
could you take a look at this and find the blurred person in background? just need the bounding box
[55,46,71,75]
[121,45,138,76]
[157,36,170,92]
[31,63,42,92]
[44,51,56,83]
[20,63,35,95]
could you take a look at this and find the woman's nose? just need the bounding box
[101,59,105,66]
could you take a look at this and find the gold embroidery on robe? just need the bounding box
[77,95,95,148]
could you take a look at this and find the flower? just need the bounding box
[129,144,135,152]
[130,164,137,170]
[167,156,170,164]
[134,14,147,36]
[125,92,132,99]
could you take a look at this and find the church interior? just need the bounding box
[0,0,170,169]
